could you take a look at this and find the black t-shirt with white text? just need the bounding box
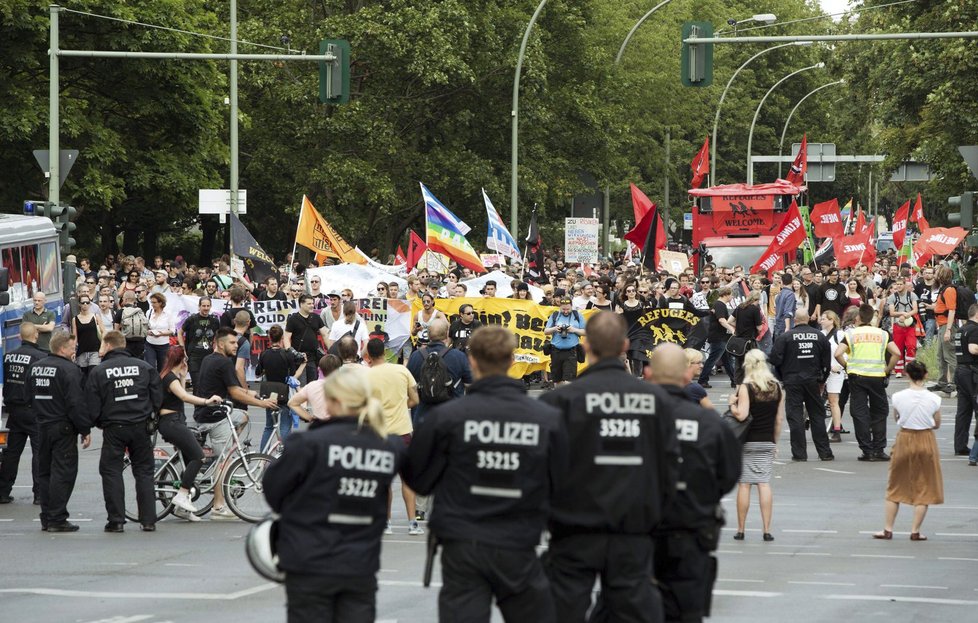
[449,319,483,352]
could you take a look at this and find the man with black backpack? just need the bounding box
[113,291,148,358]
[933,266,974,397]
[544,297,586,387]
[407,318,472,428]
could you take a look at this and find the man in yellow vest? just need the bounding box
[834,304,902,462]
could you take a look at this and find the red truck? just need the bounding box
[687,180,806,271]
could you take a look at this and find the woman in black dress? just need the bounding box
[617,282,655,376]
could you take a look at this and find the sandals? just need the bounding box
[910,532,928,541]
[733,532,745,540]
[872,529,893,540]
[763,533,775,542]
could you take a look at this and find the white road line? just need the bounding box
[163,563,201,567]
[767,552,831,557]
[0,519,13,522]
[813,468,855,475]
[716,578,765,583]
[713,590,782,597]
[78,616,155,623]
[716,550,743,554]
[938,506,978,510]
[782,529,838,534]
[880,584,948,590]
[0,583,278,601]
[935,532,978,537]
[788,581,855,587]
[940,557,978,562]
[858,530,909,535]
[850,554,915,559]
[379,580,443,588]
[383,539,427,544]
[825,594,978,606]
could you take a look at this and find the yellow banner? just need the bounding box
[295,196,365,265]
[413,297,596,378]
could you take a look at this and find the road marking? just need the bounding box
[935,532,978,537]
[938,506,978,510]
[782,529,837,534]
[716,578,765,583]
[716,550,743,554]
[78,616,155,623]
[858,530,908,535]
[383,539,427,544]
[850,554,914,559]
[880,584,948,590]
[163,563,201,567]
[940,557,978,562]
[767,552,831,557]
[0,519,13,522]
[379,579,443,588]
[0,583,278,601]
[788,581,855,587]
[714,590,781,597]
[825,594,978,606]
[813,468,855,475]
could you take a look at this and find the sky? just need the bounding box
[819,0,854,17]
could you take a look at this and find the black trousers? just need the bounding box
[100,422,155,525]
[126,338,145,358]
[188,351,207,389]
[785,382,832,460]
[0,406,41,498]
[848,375,889,456]
[545,533,661,623]
[285,574,376,623]
[37,421,79,526]
[438,540,555,623]
[550,348,578,383]
[653,532,716,623]
[953,366,978,453]
[157,413,204,488]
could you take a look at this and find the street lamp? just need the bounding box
[746,62,825,184]
[710,41,812,186]
[778,79,845,178]
[718,13,777,36]
[511,0,549,236]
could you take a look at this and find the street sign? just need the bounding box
[683,213,693,230]
[792,142,836,182]
[959,145,978,180]
[199,189,247,223]
[32,149,79,190]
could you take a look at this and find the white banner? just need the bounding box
[305,264,409,299]
[564,217,600,264]
[461,270,544,303]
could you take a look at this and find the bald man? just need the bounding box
[641,343,741,623]
[0,323,48,504]
[407,317,473,428]
[770,309,834,461]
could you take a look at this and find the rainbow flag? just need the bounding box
[421,183,485,273]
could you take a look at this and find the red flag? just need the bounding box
[892,200,911,250]
[406,229,427,272]
[810,199,844,238]
[855,207,867,235]
[916,227,967,256]
[630,183,654,224]
[394,245,407,265]
[690,137,710,189]
[912,237,932,267]
[834,231,876,269]
[785,134,807,186]
[750,201,805,274]
[910,193,930,230]
[624,203,666,270]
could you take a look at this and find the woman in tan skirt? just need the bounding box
[872,360,944,541]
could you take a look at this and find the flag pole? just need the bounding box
[288,198,303,285]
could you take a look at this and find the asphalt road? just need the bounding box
[1,377,976,622]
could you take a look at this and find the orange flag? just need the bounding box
[294,196,365,265]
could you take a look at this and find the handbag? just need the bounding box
[575,343,586,363]
[725,336,752,357]
[542,341,554,356]
[721,408,753,442]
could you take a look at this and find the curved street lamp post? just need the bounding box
[777,79,844,178]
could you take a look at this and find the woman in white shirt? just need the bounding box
[872,360,943,541]
[327,300,370,355]
[145,292,175,371]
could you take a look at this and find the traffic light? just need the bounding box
[24,200,59,219]
[681,21,714,87]
[948,192,974,228]
[319,39,350,104]
[57,205,78,253]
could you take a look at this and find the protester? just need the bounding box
[288,355,343,422]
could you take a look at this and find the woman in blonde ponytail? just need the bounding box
[263,365,406,622]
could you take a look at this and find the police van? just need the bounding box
[0,213,64,382]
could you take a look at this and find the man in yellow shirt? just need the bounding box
[365,338,423,534]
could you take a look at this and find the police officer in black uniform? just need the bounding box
[0,323,47,505]
[644,344,741,623]
[263,366,405,622]
[29,330,92,532]
[85,330,162,532]
[405,326,568,623]
[770,310,834,461]
[539,311,679,623]
[953,303,978,459]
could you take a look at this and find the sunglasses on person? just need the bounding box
[626,288,636,293]
[86,280,96,284]
[377,286,387,291]
[700,280,710,284]
[79,300,91,305]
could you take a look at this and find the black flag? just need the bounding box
[524,208,546,285]
[641,208,661,272]
[230,213,277,284]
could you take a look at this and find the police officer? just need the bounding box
[644,344,741,623]
[540,311,680,623]
[770,310,834,461]
[29,330,92,532]
[405,326,568,623]
[0,323,48,505]
[263,366,406,622]
[835,304,901,462]
[85,330,162,532]
[953,303,978,461]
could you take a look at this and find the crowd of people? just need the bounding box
[1,244,975,622]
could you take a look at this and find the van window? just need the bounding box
[1,242,61,304]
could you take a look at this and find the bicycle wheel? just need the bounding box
[222,452,274,523]
[124,460,180,522]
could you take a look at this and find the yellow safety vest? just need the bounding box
[847,326,888,377]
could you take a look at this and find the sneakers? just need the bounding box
[210,507,238,521]
[174,507,202,522]
[172,491,198,514]
[829,431,842,443]
[408,521,425,536]
[384,521,393,535]
[927,382,945,392]
[415,510,426,522]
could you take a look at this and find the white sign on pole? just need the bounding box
[198,189,247,223]
[683,213,693,230]
[564,217,600,264]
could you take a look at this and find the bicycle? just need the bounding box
[121,402,275,523]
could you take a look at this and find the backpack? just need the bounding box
[120,306,149,339]
[417,347,454,404]
[327,320,360,356]
[940,285,975,321]
[548,309,582,327]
